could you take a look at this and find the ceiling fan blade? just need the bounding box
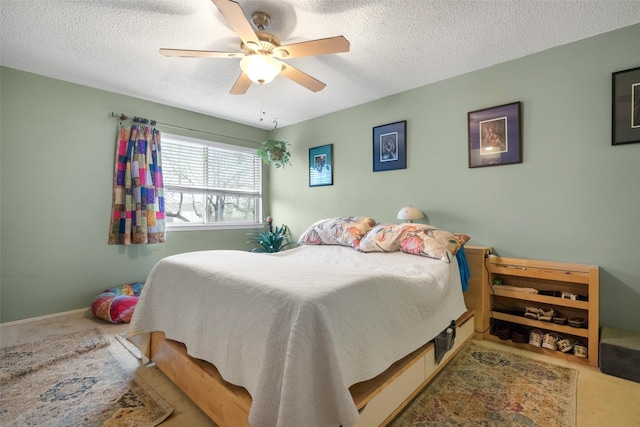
[211,0,262,51]
[229,72,252,95]
[280,63,326,92]
[160,48,244,59]
[274,36,350,59]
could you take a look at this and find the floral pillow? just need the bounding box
[298,216,377,248]
[398,224,471,263]
[357,223,406,252]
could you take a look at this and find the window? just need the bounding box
[161,133,262,230]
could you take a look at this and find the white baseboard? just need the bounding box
[0,308,90,328]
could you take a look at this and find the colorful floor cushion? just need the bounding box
[91,282,144,323]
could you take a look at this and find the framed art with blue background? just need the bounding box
[373,120,406,172]
[612,66,640,145]
[468,102,522,168]
[309,144,333,187]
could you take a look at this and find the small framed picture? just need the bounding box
[468,102,522,168]
[309,144,333,187]
[612,66,640,145]
[373,120,406,172]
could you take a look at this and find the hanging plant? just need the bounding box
[257,139,292,168]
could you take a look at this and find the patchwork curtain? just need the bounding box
[108,119,165,245]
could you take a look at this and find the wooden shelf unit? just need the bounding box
[484,256,599,367]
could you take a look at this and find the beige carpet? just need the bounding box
[0,328,172,427]
[391,340,578,426]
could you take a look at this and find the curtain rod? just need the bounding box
[110,112,262,144]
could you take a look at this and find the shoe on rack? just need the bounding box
[573,342,588,357]
[525,306,540,320]
[557,337,577,353]
[529,329,543,347]
[494,322,512,340]
[538,307,555,322]
[542,332,562,350]
[511,326,529,344]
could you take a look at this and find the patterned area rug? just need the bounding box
[391,340,577,427]
[0,328,172,426]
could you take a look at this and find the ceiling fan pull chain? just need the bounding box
[259,85,266,122]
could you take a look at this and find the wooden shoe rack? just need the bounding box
[484,256,599,367]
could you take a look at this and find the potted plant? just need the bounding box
[257,139,292,168]
[247,216,295,253]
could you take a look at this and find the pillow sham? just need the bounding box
[297,216,377,248]
[399,224,471,263]
[358,223,470,263]
[357,223,405,252]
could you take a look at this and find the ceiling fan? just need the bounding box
[160,0,350,95]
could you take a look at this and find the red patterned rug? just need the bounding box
[0,328,172,426]
[391,340,577,426]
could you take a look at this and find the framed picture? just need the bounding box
[612,66,640,145]
[468,101,522,168]
[373,120,406,172]
[309,144,333,187]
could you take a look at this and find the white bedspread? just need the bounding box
[127,245,467,427]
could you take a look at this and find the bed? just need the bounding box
[127,218,490,427]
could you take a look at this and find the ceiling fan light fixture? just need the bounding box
[240,55,281,85]
[163,0,349,94]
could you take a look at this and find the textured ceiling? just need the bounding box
[2,1,639,130]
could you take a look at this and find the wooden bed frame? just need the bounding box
[149,245,492,427]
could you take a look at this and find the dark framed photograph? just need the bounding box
[373,120,406,172]
[468,102,522,168]
[309,144,333,187]
[612,66,640,145]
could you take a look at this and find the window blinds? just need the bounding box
[162,135,261,197]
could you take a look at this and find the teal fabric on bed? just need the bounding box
[456,246,471,291]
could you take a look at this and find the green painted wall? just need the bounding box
[270,24,640,331]
[0,67,270,323]
[2,24,639,330]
